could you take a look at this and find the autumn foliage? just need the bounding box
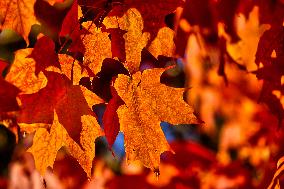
[1,0,284,188]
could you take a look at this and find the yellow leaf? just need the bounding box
[5,49,47,94]
[0,0,37,43]
[104,8,150,73]
[29,111,103,177]
[103,8,176,73]
[80,86,103,109]
[6,51,92,94]
[59,54,89,85]
[148,27,175,58]
[114,68,199,170]
[82,21,112,75]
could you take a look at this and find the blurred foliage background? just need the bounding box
[1,1,284,189]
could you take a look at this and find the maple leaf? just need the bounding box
[82,21,112,75]
[103,8,150,73]
[18,71,103,145]
[59,54,89,85]
[124,0,183,40]
[0,0,37,43]
[114,68,200,170]
[28,111,102,176]
[10,51,104,176]
[98,0,183,40]
[103,8,176,73]
[147,27,175,59]
[5,49,47,94]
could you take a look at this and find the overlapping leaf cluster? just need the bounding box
[0,0,200,176]
[2,0,284,187]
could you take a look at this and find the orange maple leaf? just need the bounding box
[114,68,200,170]
[5,48,103,176]
[82,21,112,75]
[28,111,103,177]
[103,8,176,73]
